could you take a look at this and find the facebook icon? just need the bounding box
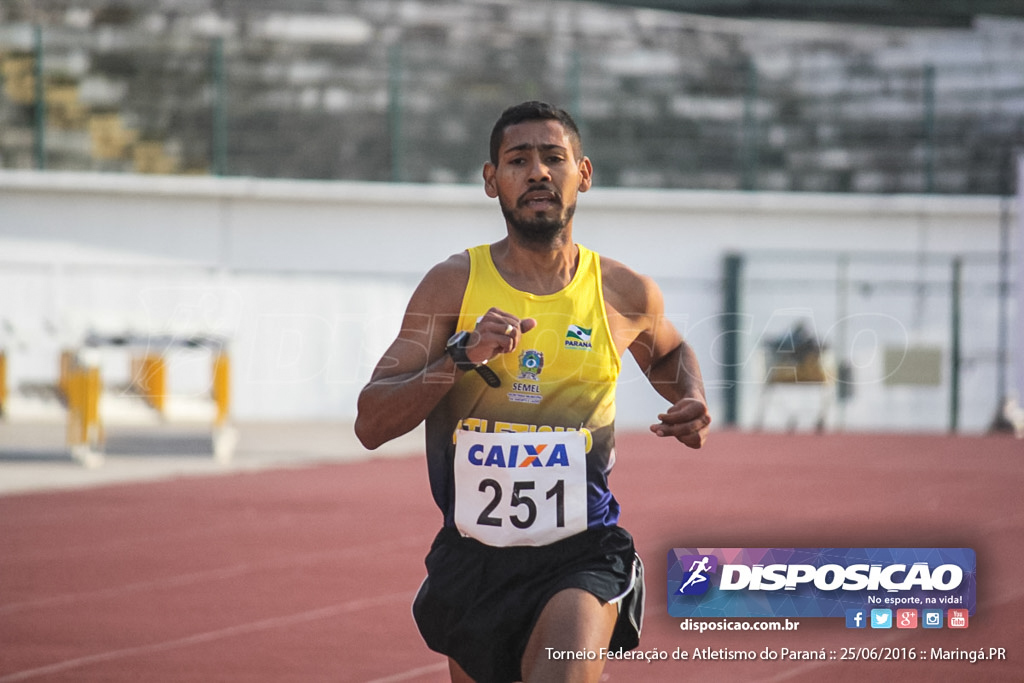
[845,609,867,629]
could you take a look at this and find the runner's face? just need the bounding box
[484,120,592,246]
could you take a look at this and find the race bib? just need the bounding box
[453,430,588,547]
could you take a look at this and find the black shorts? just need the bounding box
[412,525,644,683]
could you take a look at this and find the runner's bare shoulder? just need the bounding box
[599,254,661,318]
[408,250,472,316]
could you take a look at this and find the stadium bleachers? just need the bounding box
[1,1,1022,193]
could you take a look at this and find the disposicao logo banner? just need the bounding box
[667,548,976,618]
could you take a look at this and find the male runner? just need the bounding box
[355,101,710,683]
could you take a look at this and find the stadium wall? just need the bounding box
[0,170,1015,433]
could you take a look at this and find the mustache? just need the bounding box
[517,184,561,206]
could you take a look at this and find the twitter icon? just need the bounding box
[870,609,892,629]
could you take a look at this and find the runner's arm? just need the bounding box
[354,254,537,450]
[354,257,467,450]
[608,265,711,448]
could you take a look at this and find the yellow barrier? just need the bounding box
[0,350,7,416]
[65,360,103,451]
[60,340,232,465]
[59,349,73,399]
[134,354,167,413]
[82,366,102,446]
[212,351,230,427]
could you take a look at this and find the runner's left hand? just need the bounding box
[651,397,710,448]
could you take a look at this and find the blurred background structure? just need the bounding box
[3,7,1021,681]
[2,0,1023,192]
[0,0,1021,452]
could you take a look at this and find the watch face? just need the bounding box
[445,330,475,370]
[447,330,469,348]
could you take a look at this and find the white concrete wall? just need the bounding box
[0,170,1015,433]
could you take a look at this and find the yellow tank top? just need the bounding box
[425,243,623,529]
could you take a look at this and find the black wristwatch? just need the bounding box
[445,331,501,387]
[445,331,476,370]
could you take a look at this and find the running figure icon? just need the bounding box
[679,556,712,593]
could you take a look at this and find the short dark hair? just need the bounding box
[488,101,582,165]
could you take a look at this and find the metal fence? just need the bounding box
[2,10,1023,193]
[718,245,1014,433]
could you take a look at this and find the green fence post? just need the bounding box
[923,64,935,194]
[33,25,46,170]
[995,196,1011,407]
[740,58,758,191]
[568,49,582,123]
[949,257,962,433]
[211,36,227,176]
[388,42,403,183]
[722,253,744,426]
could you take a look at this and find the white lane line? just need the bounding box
[0,591,412,682]
[0,535,423,615]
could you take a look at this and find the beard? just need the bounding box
[499,196,576,248]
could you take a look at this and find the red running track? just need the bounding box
[1,431,1021,682]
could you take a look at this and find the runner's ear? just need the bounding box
[483,162,498,198]
[577,157,593,192]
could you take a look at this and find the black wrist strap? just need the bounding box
[447,342,476,371]
[446,338,501,388]
[473,364,501,388]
